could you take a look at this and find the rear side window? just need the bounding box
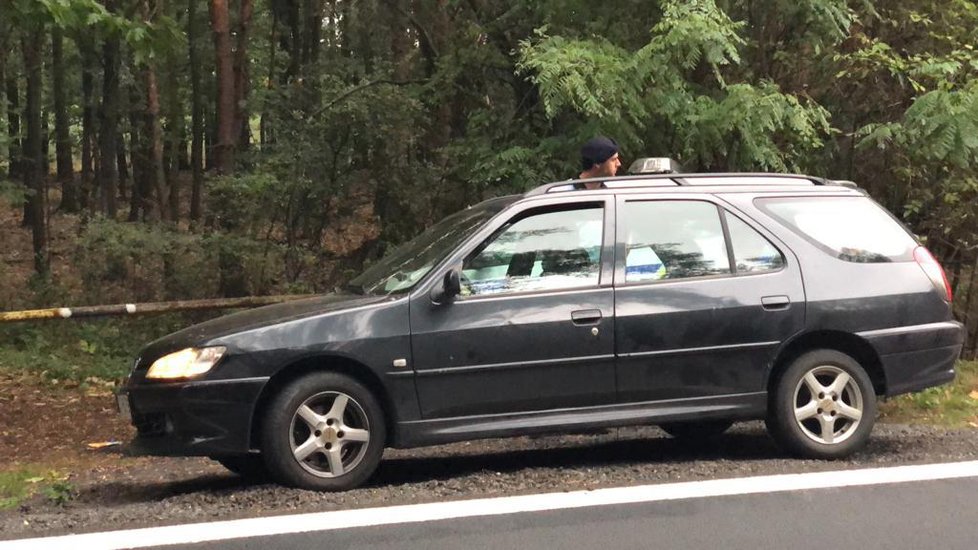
[757,196,917,262]
[622,201,731,282]
[725,212,784,272]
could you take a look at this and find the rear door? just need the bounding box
[613,195,805,402]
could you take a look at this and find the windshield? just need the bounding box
[349,197,516,295]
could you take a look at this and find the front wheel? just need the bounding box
[766,350,877,459]
[261,372,386,491]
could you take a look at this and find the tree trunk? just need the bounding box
[304,0,324,66]
[205,105,216,171]
[79,37,95,211]
[167,104,182,222]
[139,0,168,221]
[284,0,302,81]
[390,0,412,83]
[98,9,121,218]
[260,7,277,147]
[0,53,5,177]
[22,24,48,276]
[5,74,20,181]
[210,0,235,174]
[178,136,190,169]
[52,27,78,213]
[189,0,204,223]
[144,62,167,221]
[128,81,148,221]
[234,0,253,152]
[117,132,129,197]
[163,57,183,221]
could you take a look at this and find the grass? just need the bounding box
[0,471,76,510]
[879,360,978,427]
[0,470,46,510]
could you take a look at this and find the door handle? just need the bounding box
[571,309,603,325]
[761,295,790,310]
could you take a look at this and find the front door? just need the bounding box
[614,197,805,403]
[410,200,617,419]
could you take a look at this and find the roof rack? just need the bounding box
[525,172,835,196]
[525,175,678,196]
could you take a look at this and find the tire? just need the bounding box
[260,372,386,491]
[660,420,733,441]
[214,455,269,480]
[766,349,877,459]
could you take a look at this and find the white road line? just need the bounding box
[4,460,978,550]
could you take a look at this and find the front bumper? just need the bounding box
[857,321,964,397]
[121,377,268,456]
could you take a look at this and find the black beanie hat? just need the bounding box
[581,136,620,171]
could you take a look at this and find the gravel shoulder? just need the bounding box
[2,420,977,541]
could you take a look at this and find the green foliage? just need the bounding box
[642,0,745,75]
[518,0,832,171]
[73,217,281,303]
[0,179,29,206]
[0,470,80,509]
[0,313,223,382]
[42,480,76,506]
[0,469,44,510]
[880,360,978,427]
[518,34,645,123]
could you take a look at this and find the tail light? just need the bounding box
[913,246,952,302]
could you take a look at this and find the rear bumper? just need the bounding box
[857,321,964,396]
[121,377,268,456]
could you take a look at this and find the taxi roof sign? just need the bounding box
[628,157,683,175]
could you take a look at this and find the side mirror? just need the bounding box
[430,268,462,305]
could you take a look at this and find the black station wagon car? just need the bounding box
[118,160,964,490]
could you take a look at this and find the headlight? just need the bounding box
[146,347,227,380]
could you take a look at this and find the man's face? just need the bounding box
[595,153,621,177]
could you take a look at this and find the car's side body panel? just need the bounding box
[409,287,617,418]
[395,392,766,447]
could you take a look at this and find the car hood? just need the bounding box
[137,293,391,362]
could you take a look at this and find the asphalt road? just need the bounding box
[147,471,978,550]
[149,478,978,550]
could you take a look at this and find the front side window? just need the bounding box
[461,205,603,297]
[349,197,516,295]
[622,201,731,282]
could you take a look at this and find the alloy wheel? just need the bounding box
[289,391,371,478]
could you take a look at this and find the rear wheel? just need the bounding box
[767,350,876,459]
[260,372,386,491]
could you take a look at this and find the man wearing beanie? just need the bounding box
[577,136,622,188]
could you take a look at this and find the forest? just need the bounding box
[1,0,978,356]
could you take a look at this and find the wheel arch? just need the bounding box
[248,355,396,450]
[768,330,887,399]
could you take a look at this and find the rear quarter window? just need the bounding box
[755,196,918,262]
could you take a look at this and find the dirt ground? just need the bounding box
[0,371,214,480]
